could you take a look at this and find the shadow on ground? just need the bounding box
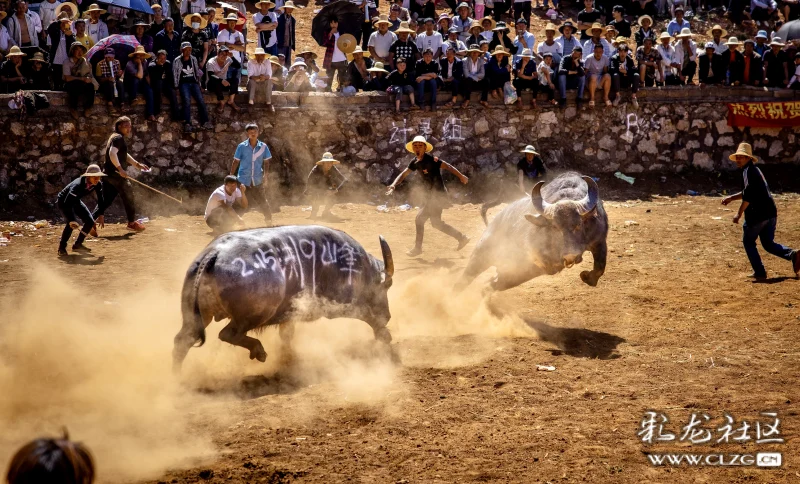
[523,318,625,360]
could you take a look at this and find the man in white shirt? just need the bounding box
[205,175,248,233]
[656,31,677,84]
[415,17,443,59]
[324,18,347,91]
[443,27,467,58]
[368,15,396,64]
[254,0,278,55]
[671,28,697,85]
[7,1,42,50]
[511,17,535,64]
[38,0,61,33]
[248,47,273,109]
[85,4,108,45]
[706,24,728,55]
[537,23,563,65]
[217,13,245,65]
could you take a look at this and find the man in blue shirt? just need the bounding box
[666,7,690,37]
[230,123,273,224]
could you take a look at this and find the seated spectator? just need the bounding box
[124,45,154,121]
[557,45,585,108]
[269,55,286,90]
[789,53,800,89]
[73,19,94,51]
[584,43,610,107]
[416,17,444,59]
[248,47,273,109]
[707,24,728,55]
[783,0,800,22]
[666,6,690,37]
[205,175,247,234]
[369,15,397,66]
[604,25,619,50]
[672,28,697,85]
[512,18,535,64]
[582,23,612,59]
[132,19,154,54]
[0,46,26,94]
[365,61,390,91]
[62,42,94,119]
[723,37,744,86]
[629,0,656,17]
[512,48,537,109]
[347,46,374,91]
[27,52,51,90]
[538,23,563,66]
[415,48,439,110]
[634,15,655,48]
[444,26,468,58]
[698,42,724,86]
[296,47,320,76]
[754,30,769,57]
[453,3,473,43]
[147,49,181,121]
[609,6,631,38]
[537,51,557,106]
[763,37,789,87]
[181,13,209,69]
[285,58,315,92]
[657,31,680,85]
[609,42,639,107]
[439,47,463,106]
[480,17,496,42]
[389,22,419,69]
[636,36,661,87]
[465,21,484,47]
[386,57,417,112]
[740,39,764,86]
[175,41,212,132]
[750,0,778,24]
[5,434,95,484]
[206,46,239,113]
[461,44,488,108]
[486,45,510,100]
[437,13,451,38]
[489,22,513,52]
[556,20,579,58]
[95,48,124,113]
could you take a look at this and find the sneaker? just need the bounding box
[248,100,255,105]
[793,251,800,277]
[127,221,146,232]
[406,247,422,257]
[71,244,91,252]
[202,122,214,130]
[456,235,470,251]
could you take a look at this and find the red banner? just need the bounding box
[727,101,800,128]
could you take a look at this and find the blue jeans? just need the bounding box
[388,85,414,103]
[558,74,585,101]
[126,77,154,116]
[416,78,437,107]
[742,217,796,277]
[265,44,278,56]
[179,82,209,125]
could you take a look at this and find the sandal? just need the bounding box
[605,100,612,107]
[589,100,595,107]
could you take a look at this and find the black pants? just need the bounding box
[205,205,245,232]
[611,72,640,100]
[414,198,464,249]
[538,82,555,100]
[245,183,272,222]
[51,64,65,91]
[94,175,136,224]
[208,76,239,101]
[64,80,96,110]
[681,61,697,84]
[99,79,125,104]
[492,0,510,20]
[325,61,348,91]
[513,77,538,94]
[514,2,532,26]
[310,188,336,215]
[58,199,94,250]
[442,79,460,98]
[461,77,488,101]
[151,79,181,120]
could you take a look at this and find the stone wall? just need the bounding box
[1,87,799,212]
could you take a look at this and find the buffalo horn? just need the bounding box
[379,235,394,278]
[530,181,549,215]
[579,176,600,215]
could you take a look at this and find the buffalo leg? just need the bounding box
[368,319,392,344]
[172,311,214,373]
[580,241,607,287]
[454,250,492,292]
[490,268,541,292]
[219,319,268,362]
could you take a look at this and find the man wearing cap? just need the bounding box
[722,142,800,280]
[305,152,347,220]
[556,20,579,58]
[148,49,181,120]
[453,3,473,43]
[56,164,106,256]
[739,39,764,86]
[230,123,273,225]
[204,175,248,233]
[6,1,42,55]
[443,27,467,58]
[389,22,419,69]
[255,1,278,55]
[763,37,789,88]
[84,3,108,44]
[1,47,27,93]
[61,41,92,118]
[697,41,724,86]
[276,1,297,66]
[386,136,470,257]
[416,18,444,60]
[511,18,535,64]
[175,41,212,132]
[46,14,75,90]
[154,18,182,62]
[440,46,463,105]
[577,0,602,41]
[368,15,397,64]
[754,30,769,57]
[666,6,689,37]
[557,46,585,107]
[671,28,696,84]
[635,36,661,87]
[634,15,655,48]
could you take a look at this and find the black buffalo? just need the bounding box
[173,226,394,371]
[457,172,609,291]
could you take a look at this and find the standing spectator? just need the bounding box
[230,123,274,225]
[47,14,75,90]
[365,61,390,91]
[671,28,697,84]
[248,47,273,109]
[415,48,439,110]
[347,46,373,91]
[763,37,788,87]
[387,4,404,32]
[706,24,728,55]
[27,51,51,90]
[557,46,585,108]
[148,4,168,37]
[492,0,511,22]
[369,14,397,65]
[628,0,656,17]
[636,36,661,87]
[254,1,277,55]
[577,0,602,41]
[84,3,108,45]
[355,0,380,52]
[73,19,94,51]
[38,0,62,36]
[411,0,436,23]
[388,22,419,69]
[125,46,155,120]
[512,18,535,64]
[697,42,724,86]
[1,46,27,93]
[486,44,510,100]
[61,42,93,118]
[740,39,764,86]
[489,22,514,52]
[131,19,154,54]
[6,1,42,57]
[514,0,532,27]
[56,164,106,255]
[754,30,769,57]
[461,44,488,107]
[276,1,297,66]
[453,3,473,43]
[537,23,563,65]
[182,13,209,69]
[440,46,463,106]
[175,41,212,132]
[634,15,655,48]
[443,26,467,58]
[386,57,417,112]
[609,6,631,38]
[0,12,12,57]
[656,31,679,85]
[666,6,689,37]
[154,18,182,63]
[148,49,181,120]
[512,47,537,108]
[323,16,348,91]
[207,46,239,113]
[556,20,579,58]
[609,42,638,106]
[582,22,612,59]
[782,0,800,21]
[723,37,744,85]
[537,51,557,105]
[416,17,444,59]
[584,43,610,106]
[202,7,219,59]
[5,434,95,482]
[96,49,124,113]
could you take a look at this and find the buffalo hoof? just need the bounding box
[373,327,392,344]
[580,270,600,287]
[250,347,268,362]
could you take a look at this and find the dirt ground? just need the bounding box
[0,191,799,483]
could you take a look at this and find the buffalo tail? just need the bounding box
[182,251,218,348]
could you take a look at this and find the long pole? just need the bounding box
[128,178,183,204]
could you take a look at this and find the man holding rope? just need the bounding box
[56,164,106,257]
[95,116,150,233]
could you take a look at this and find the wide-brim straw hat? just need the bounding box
[80,164,107,177]
[129,45,153,58]
[297,46,319,59]
[769,37,785,47]
[520,145,539,155]
[559,20,575,34]
[224,13,240,23]
[291,59,307,70]
[638,15,653,26]
[605,25,617,34]
[6,46,26,57]
[254,47,267,56]
[346,46,370,60]
[519,48,534,59]
[492,21,509,32]
[729,143,757,162]
[490,45,508,57]
[707,24,728,38]
[724,36,741,47]
[405,135,433,153]
[374,14,392,27]
[316,152,341,165]
[85,3,106,14]
[184,13,208,29]
[367,61,389,73]
[255,0,276,8]
[480,16,497,30]
[277,1,298,12]
[337,34,357,54]
[29,52,49,64]
[544,23,557,32]
[466,44,482,54]
[69,41,87,55]
[55,2,79,20]
[269,55,282,68]
[395,22,415,34]
[676,28,693,39]
[590,22,604,35]
[659,31,672,41]
[469,21,483,33]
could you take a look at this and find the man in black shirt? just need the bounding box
[56,164,106,256]
[722,142,799,280]
[148,50,181,121]
[577,0,603,41]
[389,23,420,70]
[305,152,347,220]
[415,48,440,110]
[386,135,470,256]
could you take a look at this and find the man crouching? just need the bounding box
[205,175,248,234]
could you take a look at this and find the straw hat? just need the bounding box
[337,34,357,53]
[729,143,757,162]
[85,3,106,14]
[605,25,617,33]
[184,13,208,29]
[80,164,107,177]
[520,145,539,155]
[150,3,163,10]
[545,23,557,33]
[519,48,534,59]
[255,0,276,8]
[297,46,319,59]
[346,46,370,60]
[480,16,497,30]
[316,152,341,165]
[6,46,26,57]
[659,31,672,41]
[492,21,509,32]
[128,45,153,58]
[395,22,415,34]
[490,45,509,57]
[676,28,693,39]
[277,1,298,12]
[224,13,239,22]
[559,20,575,34]
[466,44,482,54]
[55,2,79,20]
[589,22,604,35]
[769,36,785,47]
[469,21,483,33]
[254,47,267,56]
[29,52,48,64]
[707,24,728,38]
[374,14,392,27]
[405,135,433,153]
[724,36,741,47]
[638,15,653,26]
[614,36,628,45]
[367,61,389,73]
[269,55,282,68]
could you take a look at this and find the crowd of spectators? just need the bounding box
[0,0,799,122]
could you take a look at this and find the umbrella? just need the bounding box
[311,1,365,47]
[103,0,154,15]
[86,34,141,69]
[776,19,800,42]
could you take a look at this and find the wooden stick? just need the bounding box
[128,178,183,204]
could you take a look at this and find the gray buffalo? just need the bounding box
[173,226,394,372]
[457,172,609,291]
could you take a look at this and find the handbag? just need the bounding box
[503,81,517,105]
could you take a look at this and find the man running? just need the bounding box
[386,135,470,256]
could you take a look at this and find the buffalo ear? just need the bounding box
[524,213,549,226]
[581,206,598,219]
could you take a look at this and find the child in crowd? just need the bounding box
[386,57,418,112]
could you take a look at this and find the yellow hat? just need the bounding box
[729,143,757,163]
[405,135,433,153]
